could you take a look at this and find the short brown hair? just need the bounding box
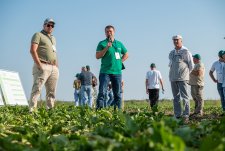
[105,25,115,31]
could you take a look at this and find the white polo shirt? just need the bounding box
[210,60,224,83]
[146,69,162,89]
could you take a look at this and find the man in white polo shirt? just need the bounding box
[209,50,225,113]
[145,63,164,109]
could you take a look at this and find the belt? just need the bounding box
[40,61,56,66]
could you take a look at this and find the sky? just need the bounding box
[0,0,225,102]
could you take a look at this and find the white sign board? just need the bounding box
[0,89,4,105]
[0,69,28,105]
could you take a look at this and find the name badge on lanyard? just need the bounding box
[52,45,57,52]
[115,52,120,59]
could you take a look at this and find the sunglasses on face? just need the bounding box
[46,24,54,28]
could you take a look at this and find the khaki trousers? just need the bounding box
[29,63,59,111]
[191,85,204,115]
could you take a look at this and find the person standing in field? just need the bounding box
[145,63,164,109]
[189,54,205,117]
[209,50,225,114]
[221,51,225,116]
[79,65,96,108]
[107,82,114,107]
[91,70,98,108]
[73,73,81,106]
[121,80,125,110]
[29,18,59,112]
[108,80,124,109]
[169,35,194,121]
[96,25,129,110]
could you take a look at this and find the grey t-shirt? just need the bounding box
[79,71,95,86]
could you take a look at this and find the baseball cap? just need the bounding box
[218,50,224,58]
[172,35,183,40]
[75,73,80,78]
[192,54,201,60]
[86,65,90,70]
[44,18,55,25]
[150,63,156,68]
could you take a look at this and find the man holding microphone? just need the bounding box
[95,25,128,110]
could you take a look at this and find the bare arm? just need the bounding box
[145,79,148,94]
[209,70,217,83]
[159,79,164,91]
[122,52,129,62]
[30,43,42,70]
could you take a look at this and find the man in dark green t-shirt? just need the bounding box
[96,25,129,110]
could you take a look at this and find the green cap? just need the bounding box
[218,50,224,58]
[192,54,201,60]
[150,63,156,68]
[86,65,90,70]
[75,73,80,78]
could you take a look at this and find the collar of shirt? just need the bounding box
[174,46,188,54]
[41,30,53,36]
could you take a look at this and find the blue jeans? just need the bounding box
[96,73,122,109]
[80,85,93,108]
[171,81,190,118]
[74,89,80,106]
[218,83,225,111]
[107,89,114,106]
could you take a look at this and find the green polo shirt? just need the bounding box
[31,30,57,64]
[96,39,127,74]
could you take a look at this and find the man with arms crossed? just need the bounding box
[189,54,205,117]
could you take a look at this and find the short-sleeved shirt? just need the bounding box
[189,63,205,86]
[146,69,162,89]
[222,64,225,87]
[31,30,57,64]
[79,71,95,86]
[96,39,127,74]
[210,60,224,83]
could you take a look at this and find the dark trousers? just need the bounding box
[148,89,159,108]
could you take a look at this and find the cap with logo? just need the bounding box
[192,54,201,60]
[172,35,183,40]
[44,18,55,25]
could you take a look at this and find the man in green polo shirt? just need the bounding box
[29,18,59,112]
[96,25,129,110]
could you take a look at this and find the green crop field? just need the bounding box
[0,100,225,151]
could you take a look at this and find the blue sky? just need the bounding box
[0,0,225,101]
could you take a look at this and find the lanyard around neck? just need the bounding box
[41,30,54,45]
